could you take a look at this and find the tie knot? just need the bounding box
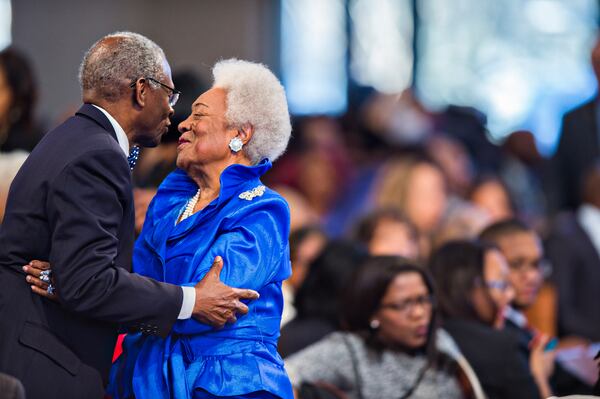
[127,146,140,170]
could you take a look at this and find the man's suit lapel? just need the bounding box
[75,104,118,142]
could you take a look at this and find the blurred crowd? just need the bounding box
[1,33,600,398]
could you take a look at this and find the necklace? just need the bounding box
[180,188,201,222]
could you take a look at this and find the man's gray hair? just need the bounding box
[212,59,291,164]
[79,31,166,102]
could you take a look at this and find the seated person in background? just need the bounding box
[278,240,367,358]
[429,240,545,399]
[374,154,448,260]
[480,219,594,395]
[285,256,468,399]
[281,225,327,326]
[0,151,28,223]
[0,47,43,223]
[352,208,420,260]
[0,47,43,153]
[546,161,600,343]
[468,175,515,224]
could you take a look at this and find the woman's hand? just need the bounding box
[22,260,58,301]
[529,333,555,398]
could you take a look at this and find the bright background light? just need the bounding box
[0,0,11,50]
[281,0,348,115]
[415,0,598,154]
[349,0,413,94]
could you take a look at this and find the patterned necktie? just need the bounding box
[127,146,140,170]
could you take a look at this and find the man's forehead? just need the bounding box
[498,232,542,256]
[160,58,173,82]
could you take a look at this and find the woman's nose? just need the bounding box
[178,119,190,133]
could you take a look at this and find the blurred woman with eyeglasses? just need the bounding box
[284,256,471,399]
[429,240,543,399]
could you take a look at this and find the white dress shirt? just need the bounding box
[577,204,600,258]
[92,104,195,320]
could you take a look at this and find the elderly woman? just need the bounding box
[102,59,293,398]
[285,256,469,399]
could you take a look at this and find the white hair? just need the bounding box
[212,59,291,164]
[79,31,166,102]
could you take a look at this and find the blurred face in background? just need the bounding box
[494,231,544,309]
[368,218,419,260]
[404,163,447,234]
[427,135,474,197]
[470,179,513,223]
[473,248,514,328]
[373,271,432,349]
[0,66,13,128]
[288,230,327,292]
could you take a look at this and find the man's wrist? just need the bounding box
[178,286,196,319]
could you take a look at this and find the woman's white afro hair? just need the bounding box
[213,59,291,164]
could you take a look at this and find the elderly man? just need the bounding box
[0,32,257,399]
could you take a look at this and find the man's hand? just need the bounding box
[22,260,58,301]
[193,256,260,328]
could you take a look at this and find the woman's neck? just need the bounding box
[187,156,253,213]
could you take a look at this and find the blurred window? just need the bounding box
[349,0,413,93]
[281,0,348,115]
[415,0,599,154]
[0,0,11,50]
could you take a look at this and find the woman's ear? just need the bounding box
[237,123,254,145]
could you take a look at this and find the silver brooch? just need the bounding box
[239,185,266,201]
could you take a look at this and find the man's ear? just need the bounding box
[237,123,254,145]
[132,78,148,107]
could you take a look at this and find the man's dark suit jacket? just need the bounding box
[443,318,540,399]
[0,104,183,399]
[548,98,600,212]
[546,212,600,341]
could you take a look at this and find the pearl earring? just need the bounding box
[229,137,243,152]
[370,319,380,329]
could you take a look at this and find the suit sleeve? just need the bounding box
[172,198,291,334]
[500,335,542,399]
[546,234,597,339]
[47,150,182,337]
[546,115,570,213]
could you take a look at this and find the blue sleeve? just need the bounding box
[172,198,291,334]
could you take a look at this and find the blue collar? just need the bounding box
[163,158,272,205]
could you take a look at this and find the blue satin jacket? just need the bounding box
[108,160,293,399]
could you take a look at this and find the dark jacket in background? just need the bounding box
[443,318,540,399]
[546,212,600,341]
[547,98,600,212]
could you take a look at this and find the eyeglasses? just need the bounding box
[380,295,434,314]
[485,280,511,291]
[130,77,181,107]
[507,258,551,278]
